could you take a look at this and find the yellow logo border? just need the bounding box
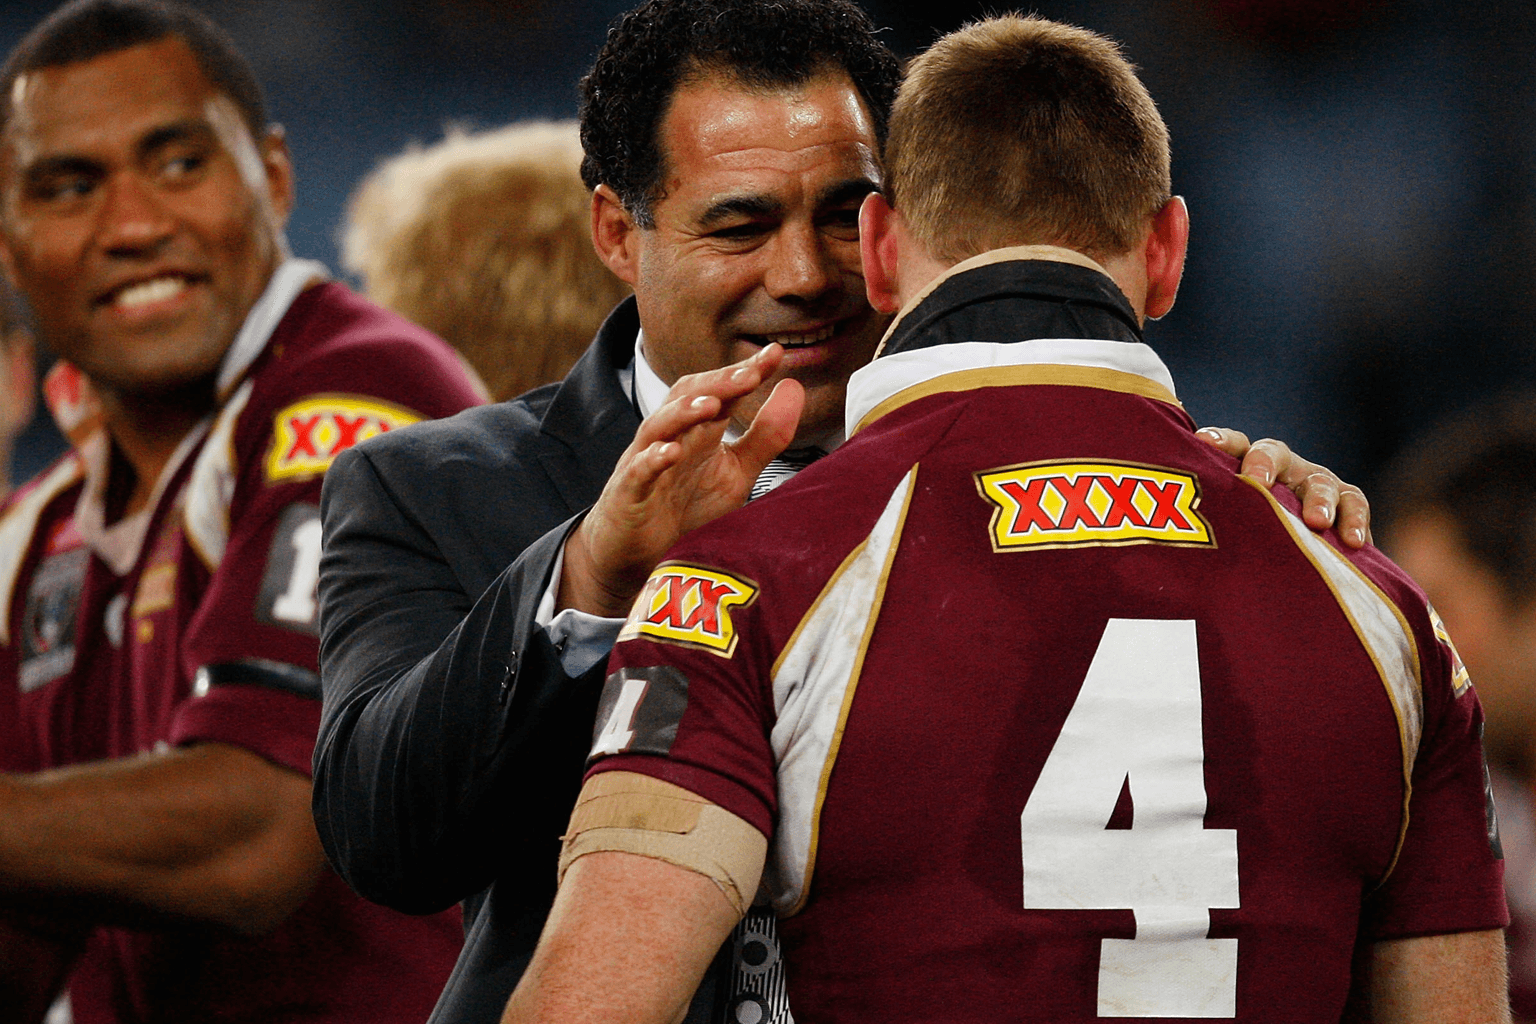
[974,457,1216,553]
[618,562,760,658]
[266,394,422,482]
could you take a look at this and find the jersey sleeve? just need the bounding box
[170,300,483,774]
[1360,597,1509,940]
[588,557,781,840]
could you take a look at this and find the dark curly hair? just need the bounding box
[579,0,899,227]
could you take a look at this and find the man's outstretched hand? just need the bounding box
[1197,427,1371,549]
[558,345,805,618]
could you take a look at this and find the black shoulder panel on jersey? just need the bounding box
[195,658,322,700]
[589,664,690,762]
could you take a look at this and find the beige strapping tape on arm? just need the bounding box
[559,771,768,918]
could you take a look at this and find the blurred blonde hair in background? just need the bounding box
[343,120,631,402]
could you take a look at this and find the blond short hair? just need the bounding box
[343,121,631,402]
[886,15,1171,264]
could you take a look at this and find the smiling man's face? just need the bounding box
[0,35,291,400]
[619,69,885,444]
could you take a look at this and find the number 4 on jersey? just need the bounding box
[1020,618,1239,1018]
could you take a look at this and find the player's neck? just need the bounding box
[99,383,214,520]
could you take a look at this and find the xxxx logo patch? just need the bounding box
[976,460,1214,551]
[266,395,422,482]
[618,564,759,657]
[1428,604,1472,697]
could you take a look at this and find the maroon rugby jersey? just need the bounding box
[595,260,1506,1023]
[4,279,481,1024]
[0,455,86,773]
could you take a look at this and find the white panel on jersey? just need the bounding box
[1021,619,1239,1018]
[1265,494,1423,781]
[0,457,82,644]
[184,380,253,572]
[844,336,1178,438]
[765,465,917,915]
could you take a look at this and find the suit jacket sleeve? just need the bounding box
[311,444,606,914]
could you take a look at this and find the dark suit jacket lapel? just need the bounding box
[536,297,643,514]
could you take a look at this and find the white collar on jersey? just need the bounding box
[215,257,330,397]
[842,249,1178,439]
[74,257,331,574]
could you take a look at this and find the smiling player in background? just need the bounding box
[0,1,481,1020]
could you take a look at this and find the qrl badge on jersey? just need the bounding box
[266,395,422,482]
[976,460,1214,551]
[19,546,88,693]
[618,563,758,657]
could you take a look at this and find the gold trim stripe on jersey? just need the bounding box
[766,464,918,917]
[853,363,1181,438]
[1240,475,1423,884]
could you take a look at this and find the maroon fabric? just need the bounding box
[3,284,481,1024]
[1,466,86,772]
[600,375,1507,1023]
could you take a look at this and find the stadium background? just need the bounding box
[5,0,1532,499]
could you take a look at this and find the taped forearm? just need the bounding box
[559,771,767,917]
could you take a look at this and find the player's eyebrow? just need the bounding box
[20,154,103,187]
[697,193,784,228]
[135,119,215,161]
[815,178,878,209]
[19,119,217,188]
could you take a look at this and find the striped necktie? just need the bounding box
[749,447,826,503]
[706,452,824,1024]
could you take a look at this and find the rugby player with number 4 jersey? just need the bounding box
[503,16,1510,1024]
[0,2,480,1021]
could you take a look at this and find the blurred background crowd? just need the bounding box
[7,0,1534,497]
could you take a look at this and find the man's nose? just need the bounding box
[96,171,174,256]
[763,223,836,302]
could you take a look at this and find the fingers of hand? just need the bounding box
[1197,426,1252,459]
[1337,487,1372,548]
[631,391,723,454]
[665,344,783,408]
[732,378,805,473]
[604,440,684,510]
[1235,436,1287,489]
[1297,470,1341,531]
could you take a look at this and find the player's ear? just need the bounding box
[0,240,14,289]
[259,125,295,228]
[0,323,35,440]
[1143,196,1188,321]
[859,191,902,315]
[592,185,641,287]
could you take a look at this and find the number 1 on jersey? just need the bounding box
[1020,618,1239,1017]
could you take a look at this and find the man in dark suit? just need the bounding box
[311,1,1369,1021]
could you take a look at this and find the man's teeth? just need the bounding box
[115,277,187,309]
[765,324,836,348]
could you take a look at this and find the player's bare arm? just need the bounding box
[1197,427,1371,549]
[0,741,325,935]
[558,343,804,618]
[1347,929,1511,1024]
[501,852,741,1024]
